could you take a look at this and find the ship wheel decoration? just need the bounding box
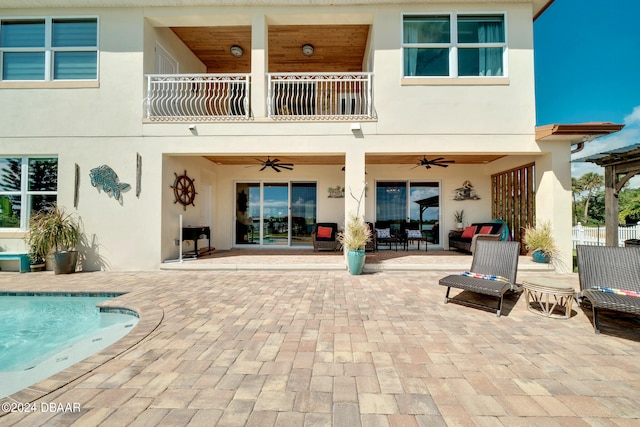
[171,170,197,210]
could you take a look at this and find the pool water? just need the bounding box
[0,294,138,398]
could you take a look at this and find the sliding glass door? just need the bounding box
[235,181,316,246]
[376,181,441,243]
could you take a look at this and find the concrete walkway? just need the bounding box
[1,268,639,426]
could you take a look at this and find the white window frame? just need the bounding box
[0,15,99,82]
[401,12,508,79]
[0,156,58,231]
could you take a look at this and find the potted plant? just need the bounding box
[28,249,46,272]
[338,213,372,275]
[523,220,558,263]
[28,205,81,274]
[454,210,465,230]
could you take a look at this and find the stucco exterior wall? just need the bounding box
[0,2,574,272]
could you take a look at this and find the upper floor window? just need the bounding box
[0,17,98,81]
[0,157,58,229]
[403,13,505,78]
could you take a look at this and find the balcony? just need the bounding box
[144,74,250,121]
[144,72,374,122]
[267,72,374,120]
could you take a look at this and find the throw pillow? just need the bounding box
[407,229,422,238]
[376,228,391,238]
[317,226,333,239]
[460,226,477,239]
[479,225,494,235]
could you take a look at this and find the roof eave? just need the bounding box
[535,122,625,144]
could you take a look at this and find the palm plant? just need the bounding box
[28,205,81,260]
[579,172,603,223]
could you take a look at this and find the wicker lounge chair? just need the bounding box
[576,245,640,334]
[312,223,339,252]
[439,240,521,317]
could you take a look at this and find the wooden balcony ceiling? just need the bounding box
[171,26,252,73]
[170,25,369,73]
[204,154,503,166]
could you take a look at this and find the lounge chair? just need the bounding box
[439,240,521,317]
[576,245,640,334]
[312,223,339,252]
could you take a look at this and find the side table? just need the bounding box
[522,279,575,319]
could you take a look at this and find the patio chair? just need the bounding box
[312,222,339,252]
[439,240,521,317]
[576,245,640,334]
[401,223,428,251]
[374,222,398,251]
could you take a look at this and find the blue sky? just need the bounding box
[534,0,640,185]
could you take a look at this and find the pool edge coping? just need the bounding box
[0,292,164,410]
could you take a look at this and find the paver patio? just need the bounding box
[1,264,639,426]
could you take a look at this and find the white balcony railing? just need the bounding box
[267,72,374,120]
[145,74,250,121]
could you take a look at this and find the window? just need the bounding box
[403,13,505,78]
[0,17,97,81]
[0,157,58,229]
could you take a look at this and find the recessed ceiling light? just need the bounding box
[302,44,314,57]
[230,45,243,58]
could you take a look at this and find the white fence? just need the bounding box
[572,222,640,248]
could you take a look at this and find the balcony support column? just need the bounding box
[251,14,267,118]
[344,147,367,220]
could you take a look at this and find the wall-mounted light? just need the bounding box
[230,45,243,58]
[302,44,314,57]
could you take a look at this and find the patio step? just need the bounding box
[160,254,555,273]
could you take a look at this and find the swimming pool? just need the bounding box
[0,294,138,398]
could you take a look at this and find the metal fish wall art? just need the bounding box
[89,165,131,203]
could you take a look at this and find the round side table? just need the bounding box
[522,279,576,319]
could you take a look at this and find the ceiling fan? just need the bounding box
[256,156,294,172]
[412,155,455,169]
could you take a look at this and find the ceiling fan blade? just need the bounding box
[425,164,432,169]
[436,159,455,163]
[272,166,281,173]
[259,165,267,171]
[271,158,281,163]
[409,164,420,170]
[430,157,445,162]
[433,163,449,167]
[279,165,293,170]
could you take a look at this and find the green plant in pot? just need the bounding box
[454,210,464,230]
[523,220,558,263]
[28,205,81,274]
[28,247,46,272]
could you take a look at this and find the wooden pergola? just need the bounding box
[582,143,640,246]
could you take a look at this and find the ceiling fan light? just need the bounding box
[230,45,243,57]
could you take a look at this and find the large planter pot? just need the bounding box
[54,251,79,274]
[531,250,550,264]
[347,249,366,275]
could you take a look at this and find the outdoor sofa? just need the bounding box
[576,245,640,334]
[448,222,505,253]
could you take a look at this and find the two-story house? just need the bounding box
[0,1,621,272]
